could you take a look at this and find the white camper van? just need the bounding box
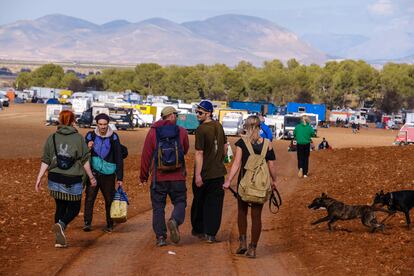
[45,104,71,124]
[222,113,243,136]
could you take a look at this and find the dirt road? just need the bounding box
[53,141,301,275]
[4,104,411,275]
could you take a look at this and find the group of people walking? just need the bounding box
[139,100,280,258]
[36,111,124,247]
[35,100,317,258]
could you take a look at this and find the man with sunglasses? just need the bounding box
[140,106,189,247]
[191,100,228,243]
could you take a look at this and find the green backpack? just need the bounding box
[238,137,271,204]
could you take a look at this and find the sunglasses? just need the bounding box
[196,110,207,116]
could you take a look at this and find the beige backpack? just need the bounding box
[238,137,272,204]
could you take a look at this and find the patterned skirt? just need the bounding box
[48,179,83,201]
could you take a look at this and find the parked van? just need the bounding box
[218,109,248,124]
[349,114,367,126]
[72,98,91,118]
[45,104,71,124]
[283,115,302,139]
[222,113,243,136]
[265,115,284,139]
[77,106,110,128]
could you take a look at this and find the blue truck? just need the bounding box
[229,101,278,115]
[286,102,326,122]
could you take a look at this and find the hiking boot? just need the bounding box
[103,224,113,233]
[298,168,303,178]
[235,235,247,254]
[156,236,167,247]
[191,230,205,239]
[167,219,180,244]
[245,243,257,258]
[52,222,66,248]
[205,235,218,244]
[83,222,92,232]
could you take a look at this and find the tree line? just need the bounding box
[15,59,414,113]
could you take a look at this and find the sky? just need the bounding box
[1,0,413,37]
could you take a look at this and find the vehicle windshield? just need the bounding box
[223,121,240,128]
[284,116,301,127]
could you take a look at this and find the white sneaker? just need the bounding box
[298,168,303,178]
[55,243,68,248]
[52,223,67,248]
[304,175,308,178]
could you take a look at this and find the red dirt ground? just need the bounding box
[0,104,412,275]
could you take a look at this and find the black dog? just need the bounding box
[308,193,390,232]
[373,190,414,229]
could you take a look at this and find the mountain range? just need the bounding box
[0,14,412,66]
[0,14,326,66]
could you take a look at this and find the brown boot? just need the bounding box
[235,235,247,254]
[245,243,257,258]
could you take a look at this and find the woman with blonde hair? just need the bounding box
[223,115,277,258]
[35,110,96,248]
[293,115,314,178]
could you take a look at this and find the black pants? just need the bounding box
[191,177,225,236]
[150,181,187,238]
[297,143,311,175]
[54,199,81,228]
[84,174,116,226]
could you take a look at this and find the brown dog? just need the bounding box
[308,193,390,232]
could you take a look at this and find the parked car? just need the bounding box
[0,95,10,107]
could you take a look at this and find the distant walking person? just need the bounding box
[191,100,227,243]
[83,113,124,233]
[294,115,314,178]
[223,115,277,258]
[351,122,357,134]
[140,106,189,247]
[35,110,96,248]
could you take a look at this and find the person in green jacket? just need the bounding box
[293,115,315,178]
[35,110,96,248]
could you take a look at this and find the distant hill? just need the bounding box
[302,26,414,63]
[0,14,327,66]
[343,29,414,60]
[301,33,369,58]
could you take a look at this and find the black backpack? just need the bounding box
[89,131,128,159]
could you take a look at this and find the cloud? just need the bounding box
[396,0,414,15]
[368,0,394,15]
